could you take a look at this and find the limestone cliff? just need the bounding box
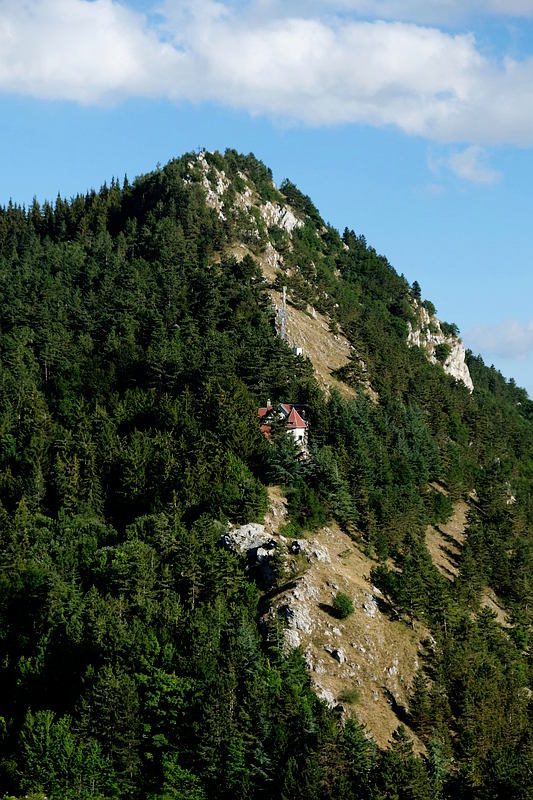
[407,301,474,392]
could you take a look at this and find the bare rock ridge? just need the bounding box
[407,301,474,392]
[192,150,303,234]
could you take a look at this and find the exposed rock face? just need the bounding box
[259,200,302,233]
[362,592,379,618]
[279,602,314,643]
[193,151,229,221]
[445,340,474,389]
[222,522,272,554]
[407,301,474,392]
[193,150,303,236]
[222,522,279,585]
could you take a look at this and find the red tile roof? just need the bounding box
[258,402,308,434]
[286,407,307,430]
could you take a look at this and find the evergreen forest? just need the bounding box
[0,149,531,799]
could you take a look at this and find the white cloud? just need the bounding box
[0,0,182,104]
[2,0,533,150]
[465,320,533,360]
[320,1,533,24]
[447,145,501,184]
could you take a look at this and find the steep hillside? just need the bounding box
[227,487,425,750]
[196,148,470,399]
[200,154,363,400]
[268,289,361,400]
[0,149,531,800]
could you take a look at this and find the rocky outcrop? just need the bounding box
[407,301,474,392]
[193,151,303,236]
[259,200,302,234]
[222,522,272,554]
[442,339,473,389]
[263,511,424,749]
[221,522,278,584]
[192,151,230,221]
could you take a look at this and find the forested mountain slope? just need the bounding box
[0,149,531,799]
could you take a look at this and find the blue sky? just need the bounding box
[1,1,533,396]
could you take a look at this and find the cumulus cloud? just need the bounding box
[465,320,533,360]
[447,146,501,184]
[0,0,182,103]
[2,0,533,151]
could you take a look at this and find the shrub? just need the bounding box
[288,482,327,531]
[427,489,453,525]
[338,686,360,705]
[435,342,451,364]
[333,591,354,619]
[441,320,460,337]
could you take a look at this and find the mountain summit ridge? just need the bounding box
[192,148,473,395]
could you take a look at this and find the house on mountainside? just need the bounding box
[258,400,309,449]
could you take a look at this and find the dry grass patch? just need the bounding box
[481,588,511,628]
[425,499,468,581]
[270,520,426,751]
[269,288,357,399]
